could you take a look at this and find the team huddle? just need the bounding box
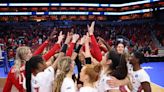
[3,22,151,92]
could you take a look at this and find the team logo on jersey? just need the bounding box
[34,80,38,84]
[67,87,71,89]
[102,79,105,82]
[135,74,138,78]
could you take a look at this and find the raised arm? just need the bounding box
[43,31,64,61]
[33,28,57,56]
[84,34,92,64]
[66,34,80,56]
[52,32,72,69]
[88,21,102,62]
[71,35,86,61]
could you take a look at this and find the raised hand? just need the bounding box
[57,31,64,44]
[84,33,91,58]
[72,34,80,43]
[87,21,95,35]
[85,32,90,44]
[64,32,72,44]
[48,28,57,41]
[79,35,86,45]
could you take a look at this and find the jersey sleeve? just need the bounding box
[90,35,102,62]
[99,45,108,53]
[33,40,49,56]
[42,43,60,61]
[139,70,151,83]
[66,42,75,57]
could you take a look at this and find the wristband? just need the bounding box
[85,57,91,64]
[75,44,82,53]
[61,44,68,53]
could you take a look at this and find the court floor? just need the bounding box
[141,62,164,92]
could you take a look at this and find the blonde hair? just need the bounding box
[54,57,72,92]
[13,46,31,78]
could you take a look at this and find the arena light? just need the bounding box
[50,3,60,6]
[120,8,153,15]
[104,8,153,15]
[0,12,32,15]
[160,7,164,10]
[49,12,89,15]
[0,8,157,16]
[110,0,159,7]
[100,4,109,7]
[92,12,101,15]
[0,0,159,7]
[104,12,119,15]
[9,3,49,6]
[0,3,7,6]
[36,12,45,15]
[60,3,99,7]
[0,12,90,16]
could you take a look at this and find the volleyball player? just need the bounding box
[115,41,132,92]
[3,46,32,92]
[79,64,100,92]
[24,32,72,92]
[3,29,63,92]
[107,51,152,92]
[129,51,151,92]
[54,57,76,92]
[106,41,133,92]
[97,50,128,92]
[53,34,81,92]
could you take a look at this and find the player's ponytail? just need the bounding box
[54,57,72,92]
[25,55,44,92]
[25,60,32,92]
[93,64,102,81]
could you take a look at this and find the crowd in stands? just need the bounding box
[154,24,164,47]
[0,22,161,60]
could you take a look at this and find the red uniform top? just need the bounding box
[66,42,75,57]
[90,35,102,62]
[3,40,62,92]
[3,66,25,92]
[42,43,60,61]
[81,35,103,62]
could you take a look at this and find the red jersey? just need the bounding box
[3,40,60,92]
[3,66,25,92]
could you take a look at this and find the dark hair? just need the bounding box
[133,51,145,64]
[25,55,44,92]
[107,50,128,80]
[115,41,126,48]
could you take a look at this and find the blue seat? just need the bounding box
[8,58,14,68]
[0,51,9,74]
